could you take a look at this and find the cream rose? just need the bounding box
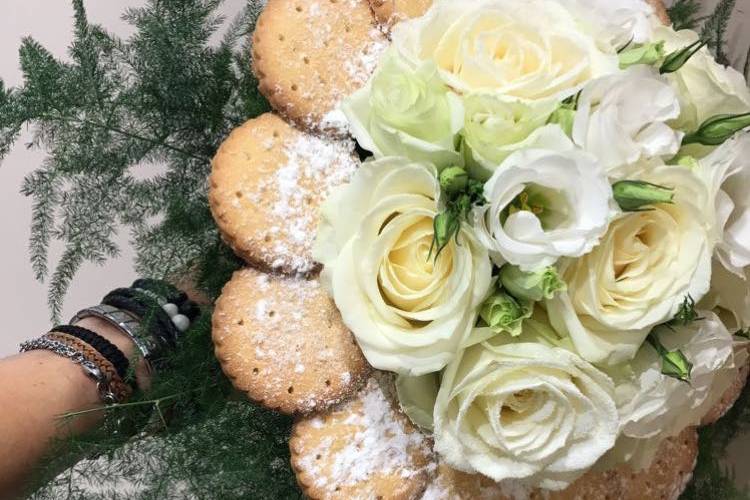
[433,331,618,490]
[343,49,464,169]
[473,128,614,271]
[314,157,492,376]
[573,65,683,173]
[655,26,750,131]
[547,164,715,364]
[392,0,619,101]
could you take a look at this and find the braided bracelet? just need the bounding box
[45,332,132,403]
[50,324,130,381]
[19,337,129,404]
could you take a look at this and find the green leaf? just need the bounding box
[668,295,703,327]
[668,0,703,31]
[683,112,750,146]
[647,334,693,383]
[612,180,675,212]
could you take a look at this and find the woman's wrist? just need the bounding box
[72,316,152,391]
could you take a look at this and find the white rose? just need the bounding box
[693,133,750,277]
[343,49,464,169]
[473,128,614,271]
[573,65,683,174]
[654,26,750,131]
[314,157,492,376]
[433,333,618,490]
[462,95,558,180]
[392,0,619,101]
[547,163,715,364]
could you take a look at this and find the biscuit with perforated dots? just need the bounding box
[422,427,698,500]
[209,113,358,276]
[252,0,388,134]
[290,375,434,499]
[212,267,370,415]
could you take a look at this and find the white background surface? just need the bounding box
[0,0,748,357]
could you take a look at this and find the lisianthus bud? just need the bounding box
[430,210,460,260]
[660,39,707,74]
[648,334,693,383]
[619,41,665,69]
[479,291,532,336]
[683,112,750,146]
[439,166,469,195]
[612,180,674,212]
[500,265,566,302]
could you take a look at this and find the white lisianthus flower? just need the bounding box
[392,0,618,101]
[701,261,750,333]
[433,333,618,490]
[313,157,492,376]
[343,49,464,169]
[562,0,658,49]
[473,128,614,271]
[612,312,737,440]
[547,164,714,364]
[573,65,683,174]
[692,133,750,277]
[654,26,750,131]
[463,95,558,180]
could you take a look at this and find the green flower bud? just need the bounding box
[547,106,576,136]
[682,112,750,146]
[612,180,675,212]
[430,210,460,260]
[648,334,693,383]
[619,41,665,69]
[500,265,567,302]
[660,39,707,75]
[479,291,532,337]
[439,166,469,195]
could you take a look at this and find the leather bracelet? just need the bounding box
[50,324,130,380]
[45,332,132,403]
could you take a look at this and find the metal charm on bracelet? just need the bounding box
[20,338,119,404]
[71,304,156,372]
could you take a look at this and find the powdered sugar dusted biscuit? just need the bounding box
[209,113,358,275]
[369,0,432,26]
[420,427,698,500]
[252,0,388,134]
[291,375,434,499]
[213,267,369,414]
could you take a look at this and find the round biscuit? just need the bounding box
[421,427,698,500]
[212,267,370,414]
[290,375,434,499]
[369,0,433,26]
[253,0,388,134]
[209,113,358,276]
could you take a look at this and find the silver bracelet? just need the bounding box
[20,338,118,404]
[71,304,155,372]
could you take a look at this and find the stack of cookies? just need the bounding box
[209,1,745,498]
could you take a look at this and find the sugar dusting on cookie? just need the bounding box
[296,377,435,496]
[254,134,357,275]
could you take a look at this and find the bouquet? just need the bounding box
[302,0,750,495]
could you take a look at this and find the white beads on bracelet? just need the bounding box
[161,302,191,333]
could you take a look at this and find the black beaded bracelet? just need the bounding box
[50,324,130,380]
[102,292,179,350]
